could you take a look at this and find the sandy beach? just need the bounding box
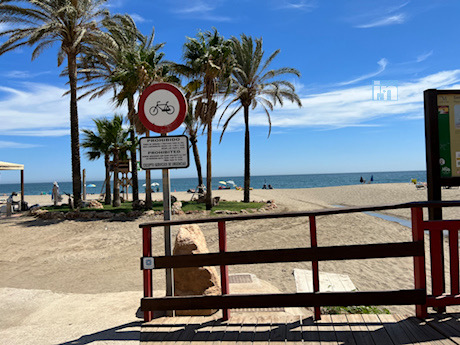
[1,183,459,344]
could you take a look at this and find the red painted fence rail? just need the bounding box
[140,200,460,322]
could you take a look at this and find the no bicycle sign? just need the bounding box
[138,82,187,134]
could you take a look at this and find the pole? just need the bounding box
[424,89,445,309]
[161,132,174,316]
[145,131,153,208]
[82,169,87,201]
[20,169,24,206]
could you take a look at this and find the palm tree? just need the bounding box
[182,81,204,188]
[0,0,110,208]
[105,114,131,207]
[184,109,204,188]
[81,118,113,205]
[219,34,302,202]
[179,28,233,209]
[77,14,143,203]
[78,17,176,207]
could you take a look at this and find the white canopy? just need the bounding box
[0,161,24,170]
[0,161,25,203]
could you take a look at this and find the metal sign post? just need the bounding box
[138,82,188,317]
[161,133,174,316]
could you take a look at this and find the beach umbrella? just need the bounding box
[226,180,236,186]
[151,182,160,186]
[142,183,146,187]
[219,181,227,185]
[87,184,96,187]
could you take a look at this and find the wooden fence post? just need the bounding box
[143,226,153,322]
[309,215,321,320]
[218,221,230,320]
[411,207,427,318]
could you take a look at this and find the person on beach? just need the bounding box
[360,176,364,184]
[51,182,62,206]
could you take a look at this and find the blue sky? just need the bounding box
[1,0,460,183]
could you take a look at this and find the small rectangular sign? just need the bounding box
[140,135,189,170]
[142,257,155,270]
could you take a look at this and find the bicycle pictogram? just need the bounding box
[149,101,175,116]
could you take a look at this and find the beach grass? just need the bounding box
[43,200,266,214]
[43,202,134,213]
[181,200,265,213]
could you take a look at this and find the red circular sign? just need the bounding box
[138,83,187,134]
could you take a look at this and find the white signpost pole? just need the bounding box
[161,133,174,317]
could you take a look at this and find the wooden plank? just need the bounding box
[141,317,171,343]
[268,315,287,345]
[346,314,376,345]
[378,314,414,344]
[449,230,459,295]
[139,200,460,228]
[175,316,208,345]
[150,241,424,269]
[186,319,218,344]
[430,229,445,297]
[394,314,456,345]
[253,316,271,345]
[206,319,229,345]
[300,317,320,345]
[361,314,395,345]
[141,289,426,311]
[236,315,257,345]
[330,314,357,345]
[317,314,338,345]
[220,315,244,345]
[427,295,460,307]
[285,315,303,345]
[424,220,460,232]
[158,316,191,345]
[426,314,460,344]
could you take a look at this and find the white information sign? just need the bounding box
[140,135,189,170]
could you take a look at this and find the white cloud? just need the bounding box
[416,50,433,63]
[2,70,51,79]
[129,13,146,23]
[0,82,117,136]
[277,0,318,11]
[172,0,232,22]
[356,14,406,28]
[337,58,388,86]
[218,69,460,131]
[4,70,460,139]
[0,140,40,149]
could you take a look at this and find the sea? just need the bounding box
[0,170,426,196]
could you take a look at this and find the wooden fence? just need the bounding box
[139,201,460,322]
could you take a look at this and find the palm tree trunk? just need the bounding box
[67,52,82,209]
[127,97,139,202]
[113,150,121,207]
[243,105,250,203]
[191,135,203,187]
[104,154,111,205]
[205,124,212,210]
